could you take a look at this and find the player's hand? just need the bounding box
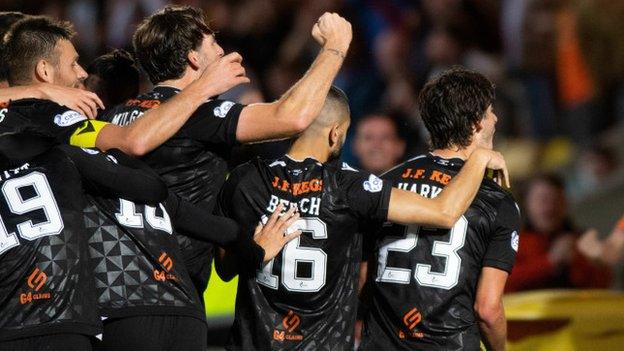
[577,229,604,262]
[37,83,104,119]
[198,52,250,97]
[312,12,352,54]
[472,149,510,188]
[254,204,302,263]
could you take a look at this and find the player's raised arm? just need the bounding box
[387,149,509,228]
[234,12,352,143]
[94,52,249,155]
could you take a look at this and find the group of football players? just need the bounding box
[0,5,520,351]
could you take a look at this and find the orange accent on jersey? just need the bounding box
[27,268,47,291]
[403,307,422,330]
[271,176,323,196]
[125,99,161,109]
[0,101,9,108]
[282,310,301,333]
[429,171,452,185]
[158,252,173,271]
[616,217,624,232]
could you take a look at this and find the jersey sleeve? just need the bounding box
[339,168,392,223]
[483,196,521,273]
[165,192,239,247]
[60,145,168,204]
[32,102,108,147]
[181,99,244,146]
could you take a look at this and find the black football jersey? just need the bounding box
[359,154,521,351]
[217,156,391,351]
[0,99,107,149]
[99,86,244,292]
[0,147,115,341]
[83,193,205,321]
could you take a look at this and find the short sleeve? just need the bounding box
[339,165,392,223]
[482,196,521,273]
[181,99,244,146]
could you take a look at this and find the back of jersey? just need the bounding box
[219,156,390,351]
[361,154,520,351]
[84,194,205,320]
[0,148,99,341]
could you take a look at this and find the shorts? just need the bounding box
[0,333,95,351]
[99,315,207,351]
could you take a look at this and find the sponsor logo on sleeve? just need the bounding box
[511,231,519,252]
[54,110,87,127]
[213,101,235,118]
[81,148,100,155]
[363,174,383,193]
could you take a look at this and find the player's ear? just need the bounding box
[329,124,340,146]
[34,59,54,84]
[187,49,201,71]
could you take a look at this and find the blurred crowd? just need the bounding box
[2,0,624,290]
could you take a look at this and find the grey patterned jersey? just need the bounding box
[0,148,101,341]
[84,195,205,321]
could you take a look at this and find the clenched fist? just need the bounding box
[311,12,352,54]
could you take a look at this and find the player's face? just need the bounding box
[475,104,497,150]
[52,39,87,89]
[197,34,224,69]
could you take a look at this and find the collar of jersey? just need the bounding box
[428,152,466,168]
[284,154,322,166]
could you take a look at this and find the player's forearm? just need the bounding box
[0,84,44,103]
[115,81,216,156]
[478,308,507,351]
[432,149,491,226]
[273,47,345,133]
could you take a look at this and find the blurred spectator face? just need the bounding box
[425,29,462,67]
[354,115,406,174]
[475,105,498,150]
[374,29,410,78]
[526,178,567,234]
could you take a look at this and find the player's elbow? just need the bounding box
[475,300,504,327]
[275,100,316,135]
[124,135,151,157]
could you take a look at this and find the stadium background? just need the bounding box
[2,0,624,349]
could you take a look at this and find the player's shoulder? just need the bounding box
[227,157,265,186]
[380,154,430,179]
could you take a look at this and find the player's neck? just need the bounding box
[287,137,330,163]
[156,72,197,91]
[431,143,479,161]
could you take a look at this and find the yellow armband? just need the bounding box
[69,120,108,148]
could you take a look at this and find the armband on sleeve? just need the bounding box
[69,120,108,148]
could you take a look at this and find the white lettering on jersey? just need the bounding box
[266,194,321,216]
[54,110,87,127]
[511,231,519,252]
[0,108,7,123]
[363,174,383,193]
[81,148,100,155]
[397,182,443,198]
[213,101,235,118]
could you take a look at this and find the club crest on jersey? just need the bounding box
[511,231,519,252]
[213,101,235,118]
[363,174,383,193]
[54,110,87,127]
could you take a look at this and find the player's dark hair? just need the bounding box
[133,5,214,84]
[418,67,495,150]
[0,12,27,82]
[86,49,140,106]
[3,15,75,86]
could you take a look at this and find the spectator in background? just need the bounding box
[506,174,611,292]
[578,215,624,267]
[353,113,406,175]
